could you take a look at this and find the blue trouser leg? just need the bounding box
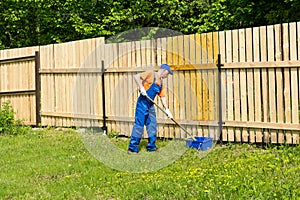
[128,125,143,152]
[146,106,157,151]
[128,103,146,152]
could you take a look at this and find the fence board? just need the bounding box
[283,23,292,144]
[184,35,193,135]
[266,25,276,143]
[240,29,248,142]
[296,22,300,144]
[253,28,262,142]
[273,24,285,143]
[212,32,219,139]
[43,45,54,125]
[179,72,186,138]
[164,37,172,137]
[259,26,269,142]
[245,28,255,142]
[232,30,239,62]
[225,30,234,142]
[207,32,213,63]
[156,38,165,137]
[289,23,299,144]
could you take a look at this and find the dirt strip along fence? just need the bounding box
[0,22,300,144]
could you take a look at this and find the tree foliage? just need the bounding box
[0,0,299,49]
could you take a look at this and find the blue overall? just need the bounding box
[128,73,162,152]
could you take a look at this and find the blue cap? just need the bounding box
[160,64,173,75]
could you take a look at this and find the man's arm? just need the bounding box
[134,73,143,89]
[160,96,173,119]
[134,73,147,96]
[160,96,168,109]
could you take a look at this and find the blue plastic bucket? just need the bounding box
[186,136,213,151]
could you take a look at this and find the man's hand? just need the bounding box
[165,109,173,119]
[140,87,147,96]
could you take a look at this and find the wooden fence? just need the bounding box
[0,47,39,125]
[0,22,300,144]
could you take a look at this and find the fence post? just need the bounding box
[101,60,107,134]
[217,54,224,145]
[35,51,41,126]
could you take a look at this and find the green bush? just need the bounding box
[0,101,30,135]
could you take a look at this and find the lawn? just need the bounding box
[0,129,299,200]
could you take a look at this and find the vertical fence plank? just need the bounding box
[213,67,218,138]
[202,36,209,136]
[12,50,19,121]
[54,43,62,126]
[49,44,56,126]
[0,50,3,105]
[246,28,255,143]
[65,42,72,127]
[253,27,262,142]
[260,26,269,143]
[183,35,192,136]
[61,42,67,126]
[202,29,209,137]
[267,25,276,143]
[40,45,49,125]
[189,34,198,136]
[104,44,112,131]
[155,38,161,136]
[76,40,84,126]
[27,47,37,124]
[225,30,234,142]
[73,41,82,127]
[124,42,131,135]
[240,28,248,142]
[113,43,120,132]
[213,32,219,139]
[195,34,204,136]
[26,47,34,124]
[156,38,163,137]
[297,22,300,144]
[12,49,20,121]
[178,35,186,138]
[96,39,104,126]
[117,42,124,134]
[202,33,209,129]
[289,22,299,144]
[232,29,241,142]
[283,23,292,144]
[207,32,215,120]
[131,41,138,135]
[7,50,15,121]
[232,30,239,62]
[168,36,176,138]
[274,24,285,143]
[159,37,170,138]
[90,39,98,127]
[268,27,277,143]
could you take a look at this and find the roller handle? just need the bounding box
[145,95,197,141]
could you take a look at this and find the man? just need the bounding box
[128,64,173,153]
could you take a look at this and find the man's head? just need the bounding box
[159,64,173,78]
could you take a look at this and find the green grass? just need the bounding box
[0,129,299,200]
